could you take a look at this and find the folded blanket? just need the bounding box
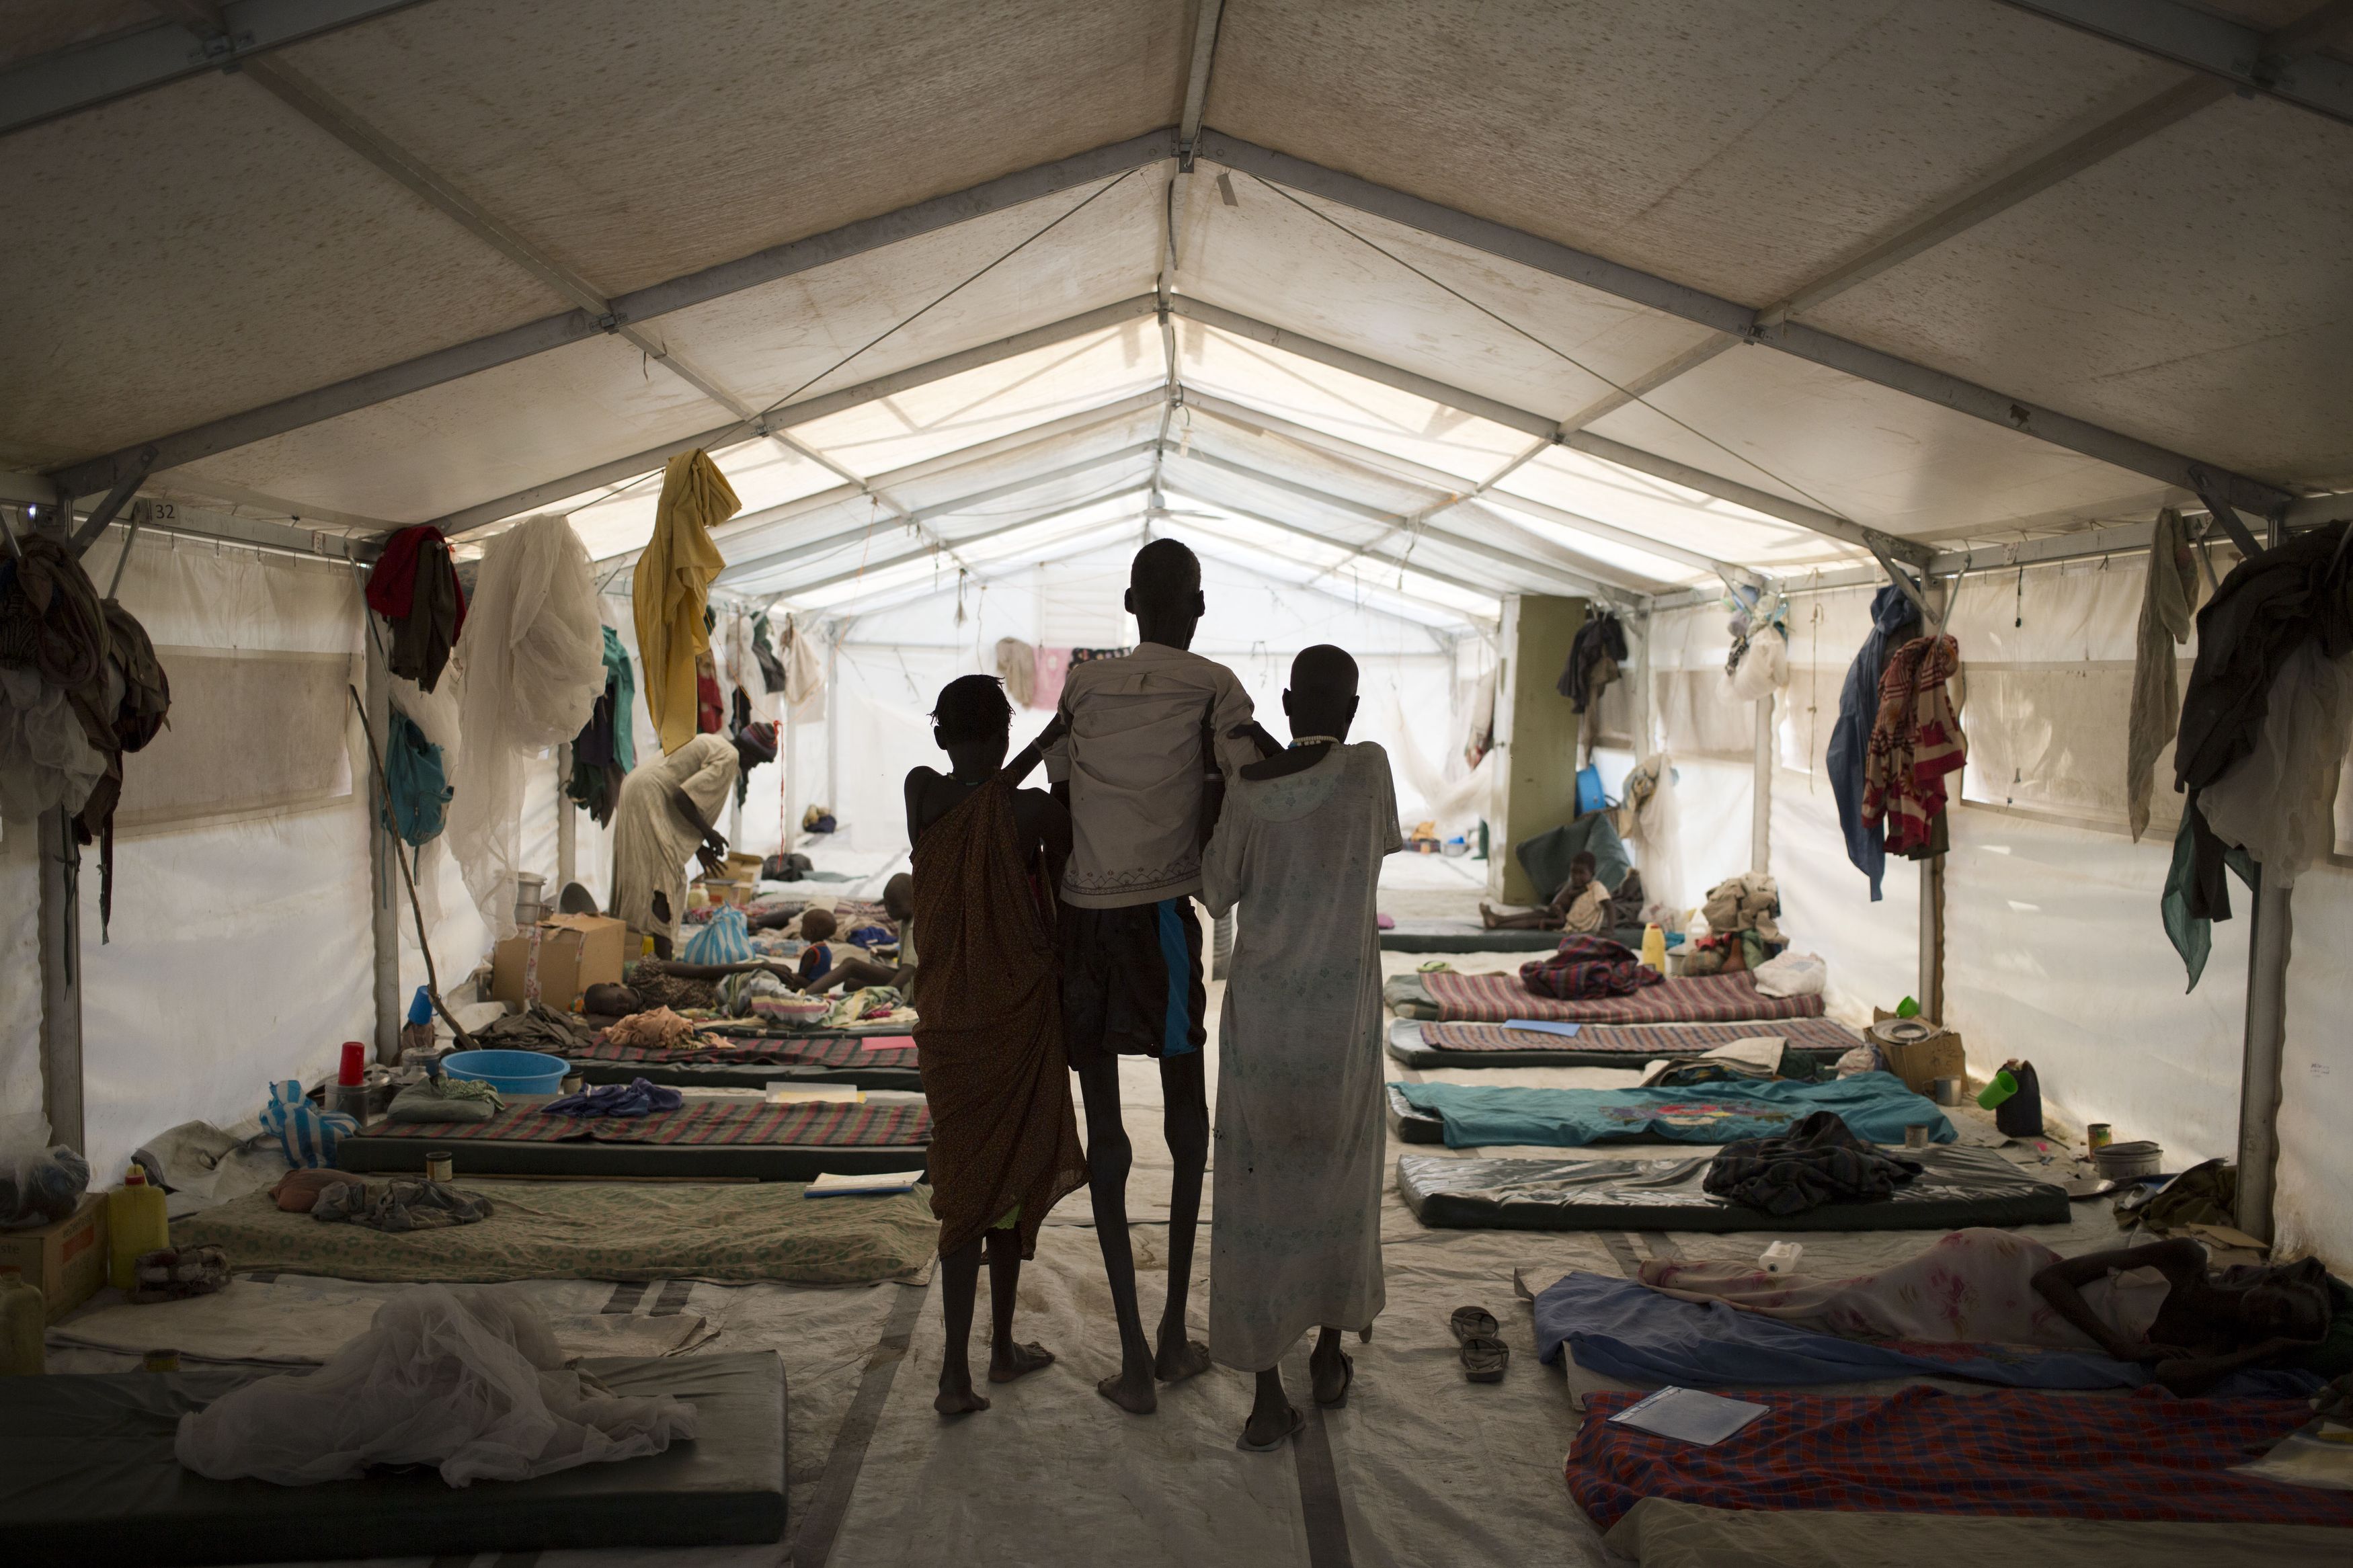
[385,1078,505,1124]
[1703,1109,1918,1215]
[1520,934,1660,999]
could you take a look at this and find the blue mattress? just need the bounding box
[1388,1071,1952,1149]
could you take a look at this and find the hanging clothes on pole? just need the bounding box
[1827,585,1921,901]
[1861,634,1965,860]
[565,626,636,828]
[633,450,735,755]
[779,613,826,723]
[1558,610,1626,712]
[2125,509,2197,842]
[363,526,467,692]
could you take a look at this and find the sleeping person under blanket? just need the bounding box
[1638,1227,2333,1394]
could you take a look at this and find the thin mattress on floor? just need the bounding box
[1396,1142,2064,1231]
[1531,1268,2320,1396]
[1388,1072,1949,1149]
[571,1033,922,1089]
[1602,1498,2353,1568]
[336,1098,930,1180]
[171,1178,936,1285]
[0,1352,786,1567]
[1386,1018,1862,1069]
[1378,919,1559,952]
[1407,968,1825,1024]
[1566,1385,2353,1530]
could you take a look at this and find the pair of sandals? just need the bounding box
[1451,1306,1508,1383]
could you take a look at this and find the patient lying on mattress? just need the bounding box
[1640,1228,2333,1394]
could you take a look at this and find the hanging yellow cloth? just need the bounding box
[633,450,737,755]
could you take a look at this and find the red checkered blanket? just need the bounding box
[1420,1019,1860,1054]
[367,1100,929,1147]
[1568,1385,2353,1529]
[1419,970,1824,1025]
[575,1034,918,1069]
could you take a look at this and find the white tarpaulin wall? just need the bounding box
[1757,559,2353,1270]
[32,530,374,1181]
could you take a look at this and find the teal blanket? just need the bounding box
[1390,1072,1952,1149]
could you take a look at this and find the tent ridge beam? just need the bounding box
[1173,295,1932,569]
[48,129,1179,501]
[1193,129,2296,519]
[1990,0,2353,130]
[0,0,435,140]
[779,486,1152,599]
[435,298,1162,536]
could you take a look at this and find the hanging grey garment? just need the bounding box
[2126,509,2197,841]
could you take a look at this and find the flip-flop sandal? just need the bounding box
[1449,1306,1500,1344]
[1460,1337,1509,1384]
[1315,1350,1354,1408]
[1236,1404,1306,1452]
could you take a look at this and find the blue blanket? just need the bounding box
[1390,1071,1950,1149]
[1532,1270,2321,1397]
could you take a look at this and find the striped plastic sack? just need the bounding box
[262,1080,357,1169]
[682,905,752,966]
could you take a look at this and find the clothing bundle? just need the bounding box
[1558,610,1628,712]
[634,450,735,756]
[364,526,468,691]
[566,625,636,826]
[2163,520,2353,987]
[313,1180,495,1232]
[1520,934,1662,999]
[1725,598,1788,701]
[384,1076,506,1125]
[541,1078,682,1118]
[1700,871,1782,941]
[473,1003,598,1055]
[381,708,451,848]
[1702,1109,1921,1216]
[602,1006,700,1050]
[0,533,172,934]
[994,636,1039,708]
[1828,585,1923,900]
[1861,632,1964,858]
[680,904,751,966]
[128,1245,231,1304]
[445,514,606,941]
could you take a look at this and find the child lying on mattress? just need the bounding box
[1638,1227,2335,1394]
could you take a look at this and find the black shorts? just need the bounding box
[1059,897,1207,1072]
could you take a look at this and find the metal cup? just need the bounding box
[1932,1076,1964,1106]
[1903,1123,1933,1149]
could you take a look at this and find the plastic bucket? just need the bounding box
[440,1049,567,1096]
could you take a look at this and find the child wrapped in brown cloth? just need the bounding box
[905,675,1086,1415]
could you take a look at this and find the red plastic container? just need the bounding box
[337,1040,368,1086]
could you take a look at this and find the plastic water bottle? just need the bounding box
[1640,923,1667,972]
[0,1274,44,1375]
[108,1167,169,1291]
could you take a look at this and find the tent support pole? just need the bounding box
[2235,872,2290,1243]
[36,804,83,1153]
[1750,690,1773,876]
[783,706,799,869]
[363,625,401,1065]
[557,743,577,893]
[1917,576,1949,1022]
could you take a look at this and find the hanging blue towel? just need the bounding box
[1390,1072,1950,1149]
[381,707,451,848]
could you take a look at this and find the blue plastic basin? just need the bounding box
[440,1048,567,1096]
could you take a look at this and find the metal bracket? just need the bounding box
[1866,538,1932,620]
[2188,465,2265,559]
[67,444,155,556]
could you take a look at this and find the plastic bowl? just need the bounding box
[440,1049,567,1096]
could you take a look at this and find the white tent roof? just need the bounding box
[7,0,2350,626]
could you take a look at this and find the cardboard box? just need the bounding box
[0,1192,108,1322]
[491,913,627,1009]
[1870,1008,1967,1095]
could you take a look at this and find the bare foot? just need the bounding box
[988,1341,1055,1383]
[1240,1402,1302,1450]
[934,1379,991,1416]
[1154,1335,1213,1384]
[1096,1366,1158,1413]
[1478,901,1501,929]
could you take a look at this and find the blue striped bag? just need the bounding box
[262,1080,357,1169]
[682,905,752,966]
